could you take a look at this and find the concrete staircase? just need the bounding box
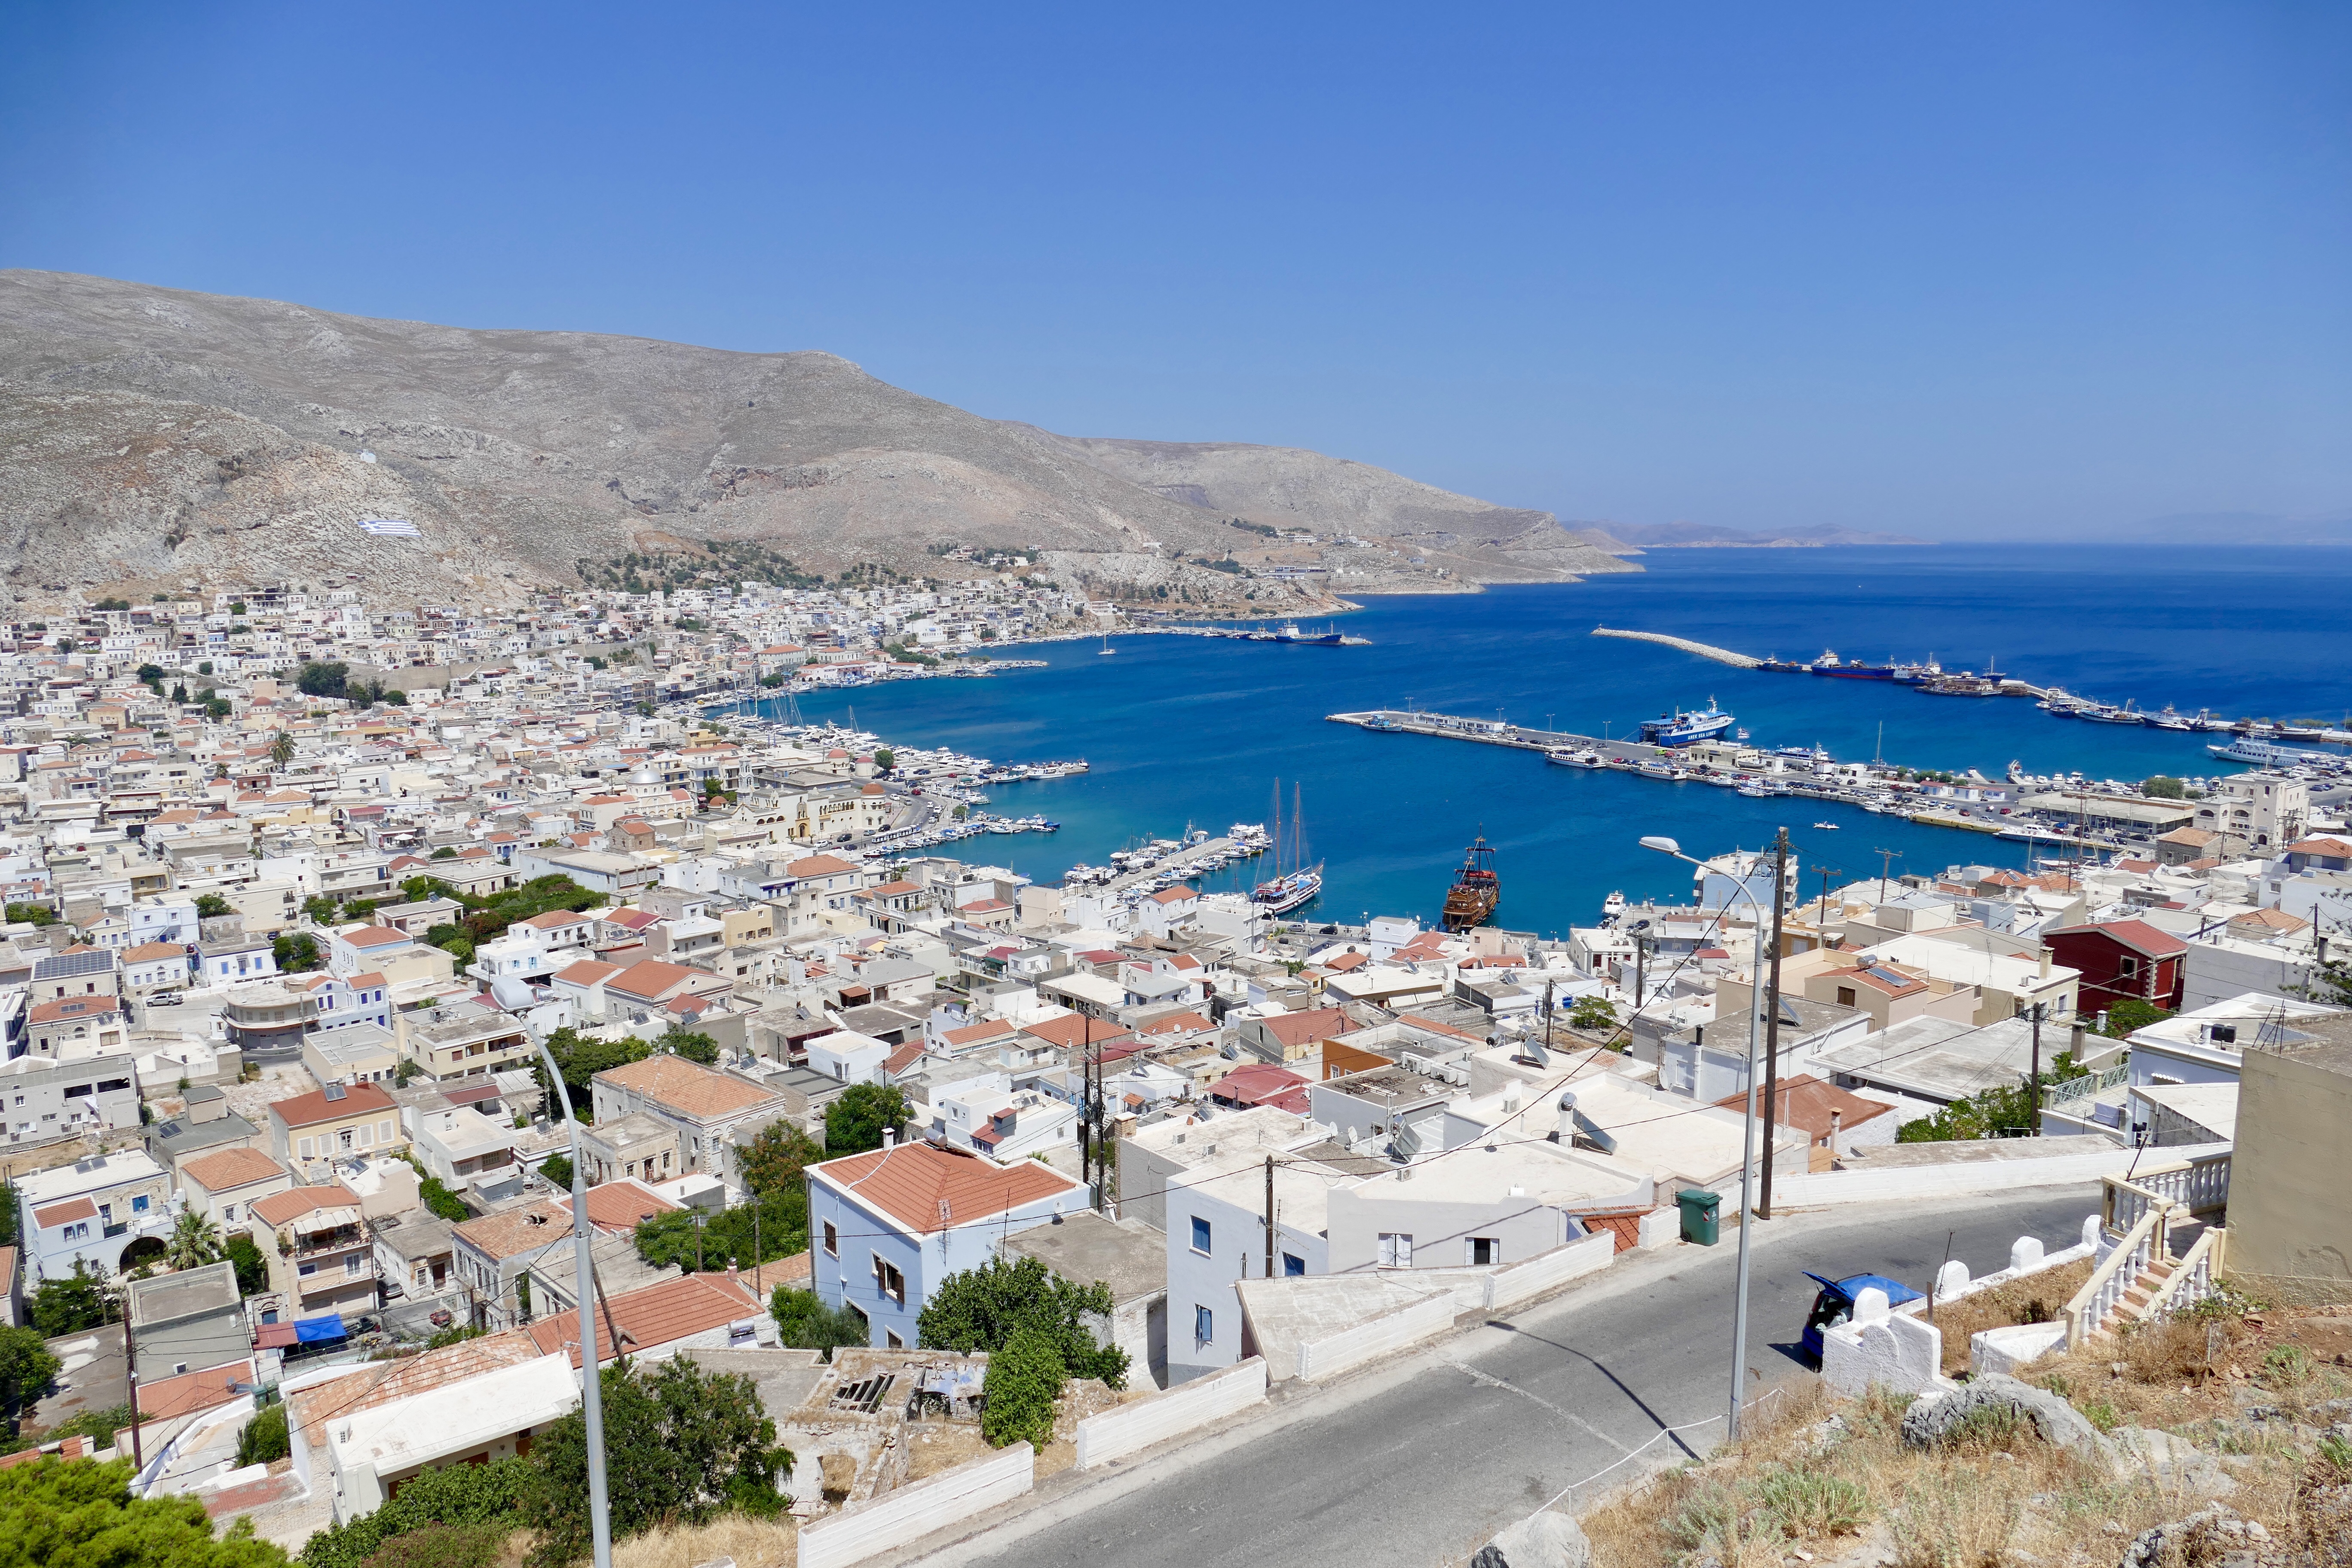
[2112,1256,2178,1329]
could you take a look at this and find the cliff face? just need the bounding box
[0,270,1635,607]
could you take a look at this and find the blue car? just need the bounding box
[1800,1271,1926,1361]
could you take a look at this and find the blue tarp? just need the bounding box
[294,1314,349,1345]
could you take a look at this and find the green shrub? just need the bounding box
[770,1288,868,1360]
[1752,1463,1868,1539]
[297,1455,535,1568]
[980,1328,1064,1450]
[917,1255,1127,1388]
[236,1402,290,1467]
[359,1522,507,1568]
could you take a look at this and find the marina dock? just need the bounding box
[1093,835,1248,895]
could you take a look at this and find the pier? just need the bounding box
[1327,709,2135,851]
[1591,626,1762,668]
[1093,835,1249,896]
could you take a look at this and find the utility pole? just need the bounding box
[1873,847,1900,902]
[530,1036,612,1568]
[122,1288,142,1474]
[2028,1002,2046,1133]
[1759,827,1791,1219]
[1264,1156,1276,1282]
[695,1213,704,1273]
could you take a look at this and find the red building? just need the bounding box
[2043,920,2187,1014]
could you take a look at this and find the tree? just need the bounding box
[539,1152,573,1191]
[0,1180,16,1248]
[537,1027,650,1119]
[165,1209,223,1271]
[518,1357,789,1567]
[296,661,350,698]
[737,1122,822,1199]
[268,730,295,767]
[823,1083,912,1157]
[224,1233,270,1295]
[770,1287,870,1360]
[872,748,894,772]
[28,1261,113,1336]
[235,1402,289,1467]
[194,891,234,919]
[4,903,57,928]
[1565,995,1618,1032]
[0,1455,289,1565]
[170,682,190,704]
[918,1255,1126,1387]
[980,1328,1065,1450]
[0,1324,63,1418]
[654,1026,720,1066]
[634,1190,806,1274]
[2143,775,2190,800]
[135,662,166,688]
[274,933,322,973]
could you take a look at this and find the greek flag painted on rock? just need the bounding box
[354,518,422,537]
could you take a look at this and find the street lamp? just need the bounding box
[1641,832,1773,1441]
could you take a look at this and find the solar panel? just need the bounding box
[34,950,115,980]
[322,1082,347,1101]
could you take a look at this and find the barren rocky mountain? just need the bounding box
[0,270,1635,608]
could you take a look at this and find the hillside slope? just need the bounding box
[0,270,1634,606]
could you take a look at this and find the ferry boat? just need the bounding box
[1891,657,1945,685]
[1637,701,1736,747]
[1809,650,1899,680]
[2209,737,2334,768]
[1544,747,1605,768]
[1439,836,1501,932]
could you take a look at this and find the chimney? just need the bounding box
[1828,1109,1842,1147]
[881,1126,895,1149]
[2038,946,2051,978]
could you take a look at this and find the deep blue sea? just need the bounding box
[752,546,2352,937]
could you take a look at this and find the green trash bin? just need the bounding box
[1675,1187,1722,1246]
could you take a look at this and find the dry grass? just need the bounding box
[1580,1357,2322,1568]
[607,1516,799,1568]
[1928,1257,2095,1376]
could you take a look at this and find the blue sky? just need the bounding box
[3,3,2345,539]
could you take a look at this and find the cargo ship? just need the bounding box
[1808,650,1899,680]
[1440,836,1500,931]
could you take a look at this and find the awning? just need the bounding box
[293,1314,349,1345]
[253,1323,297,1349]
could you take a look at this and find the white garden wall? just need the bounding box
[1074,1357,1267,1470]
[795,1442,1035,1568]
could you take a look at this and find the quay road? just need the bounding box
[930,1187,2095,1568]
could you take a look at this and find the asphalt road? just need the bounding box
[940,1186,2095,1568]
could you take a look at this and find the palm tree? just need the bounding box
[269,730,295,767]
[164,1209,222,1271]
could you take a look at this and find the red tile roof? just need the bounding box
[521,1270,764,1366]
[269,1080,397,1129]
[813,1141,1081,1236]
[178,1147,287,1192]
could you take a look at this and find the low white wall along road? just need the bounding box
[795,1442,1035,1568]
[1073,1358,1268,1471]
[1294,1292,1457,1383]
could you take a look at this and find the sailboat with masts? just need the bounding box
[1250,780,1324,916]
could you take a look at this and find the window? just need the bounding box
[886,1330,904,1349]
[345,1254,364,1277]
[1194,1305,1214,1344]
[223,1205,238,1222]
[872,1254,905,1304]
[357,1124,373,1148]
[1835,986,1857,1007]
[339,1127,355,1151]
[2118,956,2140,978]
[298,1260,317,1276]
[132,1194,149,1213]
[823,1221,838,1257]
[378,1120,395,1143]
[1190,1216,1212,1256]
[1378,1232,1413,1268]
[1283,1253,1305,1277]
[1469,1237,1500,1267]
[298,1137,314,1160]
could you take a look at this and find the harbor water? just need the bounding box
[757,545,2352,936]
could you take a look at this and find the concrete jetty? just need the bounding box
[1591,626,1762,668]
[1095,835,1247,895]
